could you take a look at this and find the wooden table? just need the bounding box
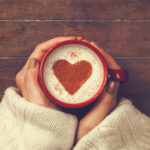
[0,0,150,116]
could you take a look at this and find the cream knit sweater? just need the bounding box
[0,87,150,150]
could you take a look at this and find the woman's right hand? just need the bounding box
[15,37,78,109]
[76,41,121,142]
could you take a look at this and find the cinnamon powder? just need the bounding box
[53,59,92,95]
[70,52,77,58]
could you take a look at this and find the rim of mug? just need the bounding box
[39,40,108,108]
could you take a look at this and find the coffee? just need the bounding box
[42,43,105,104]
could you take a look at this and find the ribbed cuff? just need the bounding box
[0,87,78,150]
[74,98,150,150]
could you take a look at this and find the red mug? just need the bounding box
[39,40,128,108]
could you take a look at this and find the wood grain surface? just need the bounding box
[0,95,2,99]
[0,0,150,20]
[0,22,150,57]
[0,0,150,116]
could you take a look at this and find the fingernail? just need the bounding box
[107,81,119,95]
[27,58,38,69]
[77,37,82,40]
[91,41,97,46]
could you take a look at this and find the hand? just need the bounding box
[77,40,121,142]
[16,37,78,108]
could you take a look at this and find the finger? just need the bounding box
[24,58,56,108]
[77,37,82,40]
[25,37,78,71]
[30,36,77,60]
[107,81,119,95]
[106,81,119,110]
[90,41,120,69]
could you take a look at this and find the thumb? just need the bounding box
[24,58,54,107]
[77,81,119,141]
[80,81,119,127]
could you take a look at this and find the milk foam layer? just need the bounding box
[43,44,104,104]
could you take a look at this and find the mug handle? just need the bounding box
[108,68,128,83]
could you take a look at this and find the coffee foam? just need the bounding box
[43,44,104,104]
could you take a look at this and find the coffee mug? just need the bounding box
[39,40,128,108]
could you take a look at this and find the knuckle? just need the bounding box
[35,43,44,51]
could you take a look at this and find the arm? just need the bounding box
[0,87,77,150]
[0,37,79,150]
[74,98,150,150]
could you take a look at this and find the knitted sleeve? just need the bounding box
[0,87,78,150]
[73,98,150,150]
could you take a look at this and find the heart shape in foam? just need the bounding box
[53,59,92,95]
